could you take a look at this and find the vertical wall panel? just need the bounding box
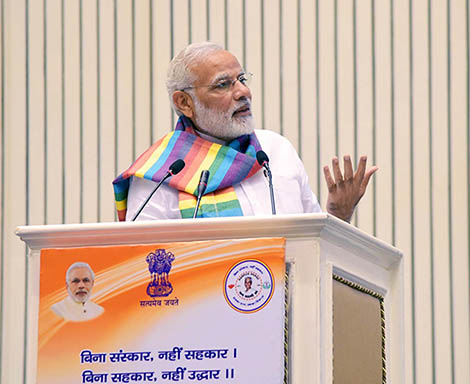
[430,1,453,382]
[191,0,209,43]
[28,0,45,226]
[2,1,27,382]
[99,0,118,222]
[263,0,281,135]
[226,0,243,60]
[299,0,318,194]
[1,1,470,383]
[115,0,133,176]
[280,0,300,152]
[412,1,434,382]
[336,0,355,161]
[172,0,190,55]
[393,0,414,380]
[154,0,172,137]
[63,0,81,224]
[0,0,4,373]
[134,0,151,156]
[317,0,336,208]
[354,0,375,232]
[207,0,225,46]
[45,0,64,225]
[82,0,99,223]
[374,0,394,245]
[450,1,470,382]
[245,0,263,132]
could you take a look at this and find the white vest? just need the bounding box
[51,296,104,322]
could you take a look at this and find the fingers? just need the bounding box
[323,155,378,193]
[355,155,367,181]
[332,157,344,184]
[323,165,336,192]
[343,155,353,181]
[360,165,379,191]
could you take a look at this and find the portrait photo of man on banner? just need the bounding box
[50,261,104,322]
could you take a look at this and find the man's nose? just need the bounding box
[232,80,251,100]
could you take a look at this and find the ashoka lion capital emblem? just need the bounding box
[146,249,175,297]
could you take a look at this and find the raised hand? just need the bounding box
[323,155,378,222]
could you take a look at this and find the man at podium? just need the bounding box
[113,42,377,222]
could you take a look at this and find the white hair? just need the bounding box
[166,41,225,115]
[66,262,95,283]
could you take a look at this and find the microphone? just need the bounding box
[193,170,210,218]
[256,150,276,215]
[168,159,186,175]
[132,159,185,221]
[256,150,269,168]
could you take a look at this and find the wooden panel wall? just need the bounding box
[1,0,469,383]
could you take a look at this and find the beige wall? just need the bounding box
[1,0,469,383]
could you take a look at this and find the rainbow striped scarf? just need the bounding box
[113,116,262,221]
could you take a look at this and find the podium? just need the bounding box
[15,213,404,383]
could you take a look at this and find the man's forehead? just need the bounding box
[191,50,243,83]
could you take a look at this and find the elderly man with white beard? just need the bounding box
[51,262,104,322]
[113,42,377,222]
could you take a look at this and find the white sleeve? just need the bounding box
[300,170,322,213]
[255,129,323,214]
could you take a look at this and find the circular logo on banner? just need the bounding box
[223,259,275,314]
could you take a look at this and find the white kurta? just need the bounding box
[51,296,104,322]
[126,129,322,221]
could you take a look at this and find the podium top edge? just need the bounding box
[16,213,328,235]
[15,213,402,264]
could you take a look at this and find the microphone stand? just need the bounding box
[193,170,210,218]
[131,174,170,221]
[193,197,203,219]
[131,159,185,221]
[256,150,276,215]
[264,166,276,215]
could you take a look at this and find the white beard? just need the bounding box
[68,286,90,304]
[192,97,255,141]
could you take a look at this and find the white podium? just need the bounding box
[15,213,403,383]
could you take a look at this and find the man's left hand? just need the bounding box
[323,155,378,223]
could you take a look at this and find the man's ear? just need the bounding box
[172,91,195,119]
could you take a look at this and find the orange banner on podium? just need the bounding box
[38,237,286,383]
